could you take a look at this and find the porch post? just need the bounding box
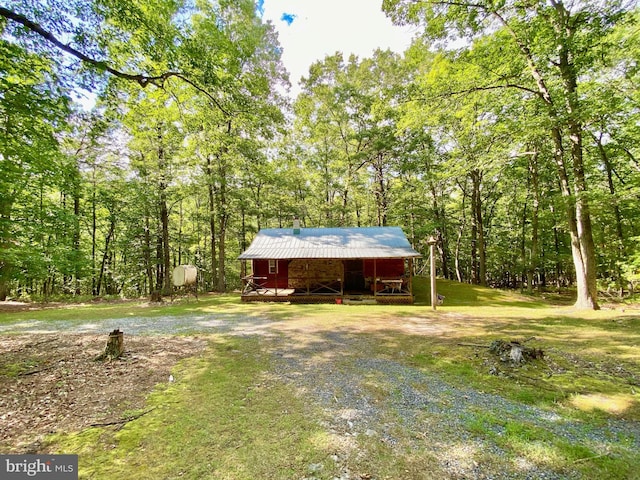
[374,259,377,297]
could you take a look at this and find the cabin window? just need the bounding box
[269,260,278,274]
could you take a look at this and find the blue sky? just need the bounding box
[280,12,296,26]
[258,0,416,96]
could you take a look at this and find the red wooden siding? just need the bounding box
[363,258,405,278]
[252,259,289,288]
[253,258,406,289]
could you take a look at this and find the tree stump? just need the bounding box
[95,329,124,361]
[150,290,163,303]
[489,339,543,364]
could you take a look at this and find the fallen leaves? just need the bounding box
[0,333,207,452]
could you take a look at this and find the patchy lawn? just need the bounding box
[1,279,639,479]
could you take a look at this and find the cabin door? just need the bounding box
[344,259,364,292]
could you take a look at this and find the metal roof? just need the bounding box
[238,227,421,260]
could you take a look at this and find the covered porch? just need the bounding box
[238,226,421,305]
[240,257,416,304]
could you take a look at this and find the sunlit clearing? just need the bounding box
[570,393,633,415]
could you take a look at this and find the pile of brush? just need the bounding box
[488,338,544,364]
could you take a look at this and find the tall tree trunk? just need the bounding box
[455,183,467,283]
[527,151,540,293]
[558,28,599,308]
[177,199,183,266]
[240,204,247,280]
[216,152,228,293]
[0,192,14,300]
[143,207,154,295]
[470,169,486,286]
[160,197,171,294]
[497,4,599,308]
[551,126,583,293]
[157,128,172,295]
[205,154,218,291]
[217,220,226,292]
[91,163,97,295]
[520,198,528,292]
[597,138,625,250]
[73,185,81,294]
[374,154,389,227]
[593,130,625,293]
[96,217,115,296]
[214,119,232,293]
[455,223,464,283]
[155,227,163,292]
[550,204,563,290]
[430,184,450,280]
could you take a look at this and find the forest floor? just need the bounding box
[0,334,208,452]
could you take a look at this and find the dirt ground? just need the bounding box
[0,333,208,453]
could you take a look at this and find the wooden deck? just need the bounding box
[240,270,415,305]
[241,291,414,304]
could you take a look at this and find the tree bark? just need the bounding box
[73,182,81,294]
[495,3,599,308]
[91,163,97,295]
[556,9,598,309]
[215,120,234,292]
[205,154,218,291]
[430,183,451,280]
[95,329,124,361]
[593,131,625,294]
[143,207,154,295]
[157,128,172,295]
[470,169,486,286]
[216,152,228,293]
[527,151,540,293]
[455,182,467,283]
[520,197,528,292]
[0,194,13,300]
[374,153,389,227]
[593,130,625,250]
[96,217,115,296]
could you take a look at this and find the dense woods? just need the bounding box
[1,0,639,309]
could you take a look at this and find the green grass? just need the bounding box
[463,412,638,479]
[431,279,550,308]
[44,336,450,479]
[47,337,340,479]
[0,294,241,323]
[461,410,640,479]
[0,277,548,324]
[0,358,38,377]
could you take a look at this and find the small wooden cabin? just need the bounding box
[239,226,421,304]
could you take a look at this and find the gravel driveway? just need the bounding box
[2,312,639,479]
[270,330,640,479]
[0,313,274,336]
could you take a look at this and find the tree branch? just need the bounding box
[407,82,542,104]
[490,10,555,108]
[1,7,166,86]
[90,408,156,428]
[447,83,541,97]
[0,6,230,116]
[430,1,489,9]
